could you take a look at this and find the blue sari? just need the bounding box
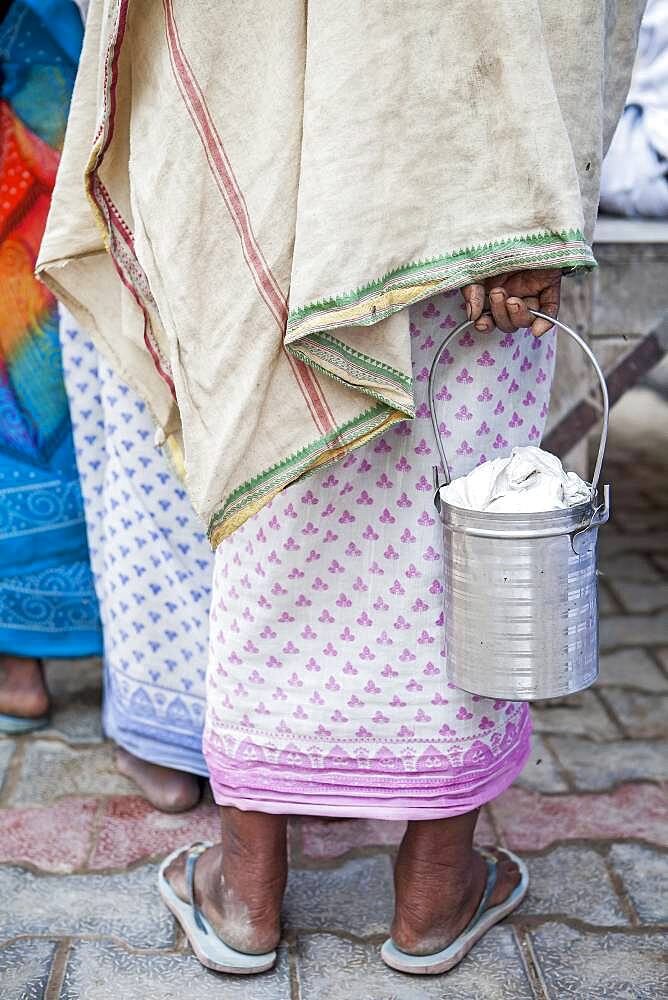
[0,0,101,657]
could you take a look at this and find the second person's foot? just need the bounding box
[115,747,201,813]
[0,655,50,720]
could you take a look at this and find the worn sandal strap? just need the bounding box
[462,851,499,932]
[185,842,210,935]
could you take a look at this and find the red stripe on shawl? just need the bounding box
[162,0,339,440]
[87,0,176,398]
[95,179,177,396]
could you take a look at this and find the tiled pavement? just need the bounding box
[1,384,667,999]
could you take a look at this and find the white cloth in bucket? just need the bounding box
[440,446,591,513]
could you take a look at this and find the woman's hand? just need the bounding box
[462,268,562,337]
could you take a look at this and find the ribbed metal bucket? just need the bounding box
[429,311,611,701]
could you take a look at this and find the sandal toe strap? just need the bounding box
[185,842,210,935]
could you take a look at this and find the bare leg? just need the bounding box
[164,806,288,954]
[0,655,49,718]
[115,747,201,813]
[391,809,521,955]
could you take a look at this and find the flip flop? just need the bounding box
[381,847,528,975]
[0,712,49,734]
[158,841,277,975]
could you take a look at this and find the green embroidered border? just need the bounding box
[287,331,414,412]
[295,332,412,391]
[207,402,399,543]
[287,230,595,334]
[287,345,414,414]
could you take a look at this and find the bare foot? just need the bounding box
[391,811,522,956]
[115,748,201,813]
[0,655,49,719]
[164,807,287,954]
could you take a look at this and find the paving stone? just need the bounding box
[614,510,668,534]
[491,784,668,851]
[608,579,668,614]
[298,807,495,861]
[0,737,15,790]
[601,612,668,649]
[42,658,103,743]
[284,856,394,936]
[0,938,58,1000]
[515,734,568,792]
[597,649,668,692]
[296,929,533,1000]
[0,863,174,948]
[43,657,102,699]
[549,737,668,789]
[532,691,621,742]
[600,485,653,512]
[473,807,496,845]
[599,553,665,584]
[521,847,626,925]
[598,689,668,738]
[59,939,291,1000]
[597,584,618,615]
[599,532,668,558]
[300,817,407,861]
[0,798,98,872]
[529,923,668,999]
[609,844,668,924]
[655,646,668,673]
[88,796,219,870]
[9,740,136,806]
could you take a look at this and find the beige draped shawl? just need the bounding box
[37,0,643,546]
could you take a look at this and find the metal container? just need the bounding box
[429,311,610,701]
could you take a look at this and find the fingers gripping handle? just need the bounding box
[428,310,609,492]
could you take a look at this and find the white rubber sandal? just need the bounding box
[158,841,277,975]
[381,848,528,975]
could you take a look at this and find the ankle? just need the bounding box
[0,656,49,717]
[392,859,474,943]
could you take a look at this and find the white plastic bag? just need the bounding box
[440,446,591,513]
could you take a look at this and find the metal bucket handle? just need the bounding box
[428,308,610,493]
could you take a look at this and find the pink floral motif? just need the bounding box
[476,350,496,367]
[439,314,457,329]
